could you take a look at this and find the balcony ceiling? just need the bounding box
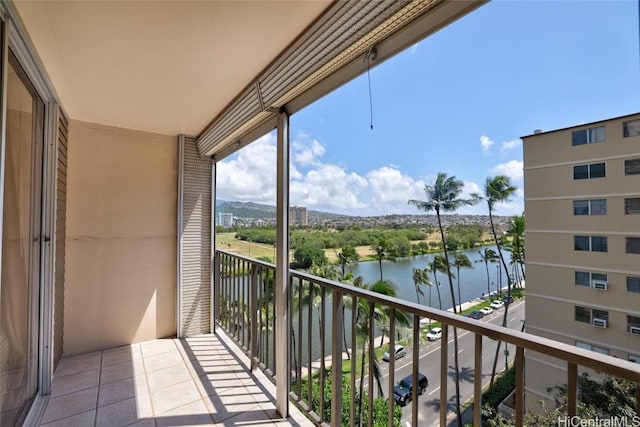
[13,0,332,136]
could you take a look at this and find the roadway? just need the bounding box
[376,299,526,426]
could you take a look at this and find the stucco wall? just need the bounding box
[65,120,177,355]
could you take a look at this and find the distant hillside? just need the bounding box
[216,200,348,221]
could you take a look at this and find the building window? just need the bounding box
[573,199,606,215]
[575,306,591,323]
[625,158,640,176]
[625,198,640,214]
[573,162,605,179]
[576,341,610,355]
[626,237,640,254]
[575,271,607,287]
[627,277,640,293]
[574,235,607,252]
[627,315,640,330]
[572,126,605,146]
[630,354,640,364]
[623,119,640,137]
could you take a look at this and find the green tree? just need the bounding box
[483,175,518,389]
[336,245,359,278]
[452,253,472,312]
[372,239,396,281]
[292,242,328,269]
[413,267,434,328]
[427,255,448,310]
[476,247,499,298]
[507,214,525,284]
[409,171,479,427]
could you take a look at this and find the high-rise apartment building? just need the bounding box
[523,112,640,407]
[217,212,234,228]
[289,206,308,226]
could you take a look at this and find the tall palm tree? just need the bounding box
[372,239,396,281]
[427,255,447,310]
[507,214,525,284]
[409,172,479,427]
[476,247,498,298]
[412,268,429,305]
[355,279,409,424]
[337,245,360,279]
[453,253,472,312]
[483,175,518,388]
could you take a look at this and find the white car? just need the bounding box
[425,327,442,341]
[383,345,406,362]
[480,307,494,316]
[490,300,505,310]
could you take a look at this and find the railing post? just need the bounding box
[274,110,290,418]
[567,362,577,418]
[412,317,419,425]
[440,323,448,427]
[249,264,259,371]
[474,333,482,427]
[213,251,220,334]
[331,289,344,427]
[388,309,396,427]
[515,346,524,427]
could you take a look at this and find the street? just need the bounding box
[376,300,525,426]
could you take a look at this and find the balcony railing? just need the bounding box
[214,249,640,427]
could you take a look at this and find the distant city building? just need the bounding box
[523,112,640,409]
[217,212,234,228]
[289,206,308,226]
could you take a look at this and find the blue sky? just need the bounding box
[217,0,640,217]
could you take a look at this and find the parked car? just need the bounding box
[425,327,442,341]
[490,300,505,310]
[393,384,412,406]
[480,307,494,316]
[468,310,484,320]
[399,372,429,395]
[383,345,406,362]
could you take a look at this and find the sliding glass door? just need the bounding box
[0,51,45,425]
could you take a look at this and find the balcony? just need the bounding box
[38,334,311,426]
[37,250,640,427]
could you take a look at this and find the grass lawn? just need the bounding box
[215,232,279,261]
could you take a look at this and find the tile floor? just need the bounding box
[38,331,312,427]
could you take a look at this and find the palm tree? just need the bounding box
[483,175,518,388]
[427,255,448,310]
[337,245,359,279]
[452,253,472,312]
[476,247,498,298]
[355,279,409,424]
[507,214,525,284]
[372,239,396,281]
[412,268,430,305]
[409,172,479,427]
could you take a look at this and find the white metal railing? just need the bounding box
[214,249,640,427]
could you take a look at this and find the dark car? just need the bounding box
[393,384,412,406]
[468,310,484,320]
[399,373,429,395]
[502,295,514,305]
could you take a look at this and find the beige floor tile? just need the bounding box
[95,393,152,427]
[40,409,96,427]
[101,360,138,385]
[155,400,214,426]
[55,354,102,377]
[41,387,98,424]
[51,368,100,397]
[146,364,193,392]
[150,380,202,414]
[98,376,137,407]
[144,351,184,373]
[140,340,178,358]
[102,346,140,367]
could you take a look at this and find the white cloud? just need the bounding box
[491,160,524,181]
[366,167,426,213]
[293,136,325,166]
[501,139,522,152]
[480,135,494,155]
[216,134,277,203]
